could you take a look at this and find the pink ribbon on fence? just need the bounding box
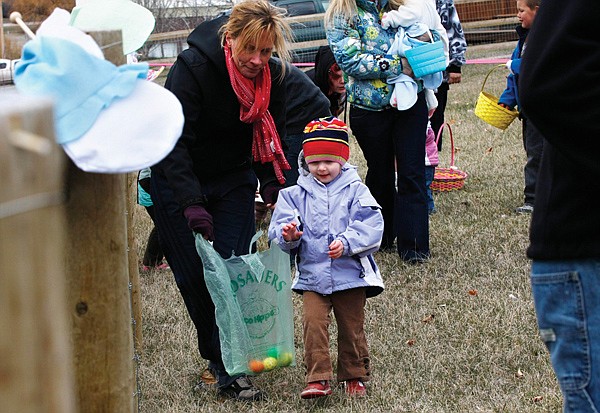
[147,58,510,70]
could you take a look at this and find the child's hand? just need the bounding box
[381,12,392,29]
[448,72,462,85]
[401,57,414,78]
[328,239,344,259]
[428,106,437,119]
[282,222,303,242]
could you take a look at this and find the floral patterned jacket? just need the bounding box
[326,0,405,111]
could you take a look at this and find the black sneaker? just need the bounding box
[219,376,264,401]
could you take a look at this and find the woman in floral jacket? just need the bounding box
[325,0,431,263]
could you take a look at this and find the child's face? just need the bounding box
[328,63,346,95]
[516,0,538,29]
[308,161,342,184]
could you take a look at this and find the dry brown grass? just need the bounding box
[133,42,562,412]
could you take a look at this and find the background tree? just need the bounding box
[11,0,74,21]
[136,0,233,33]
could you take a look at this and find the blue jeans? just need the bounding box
[425,165,435,213]
[349,93,429,261]
[531,260,600,412]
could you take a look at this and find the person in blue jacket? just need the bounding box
[269,117,384,399]
[498,0,541,214]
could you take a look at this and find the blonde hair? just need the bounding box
[324,0,358,27]
[387,0,406,10]
[219,0,293,78]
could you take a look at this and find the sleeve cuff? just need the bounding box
[447,64,462,74]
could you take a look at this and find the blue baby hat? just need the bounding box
[12,8,184,173]
[15,36,148,145]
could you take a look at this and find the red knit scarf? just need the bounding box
[224,44,290,184]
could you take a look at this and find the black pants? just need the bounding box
[150,168,257,387]
[142,206,164,266]
[349,93,430,261]
[430,82,449,152]
[522,118,544,205]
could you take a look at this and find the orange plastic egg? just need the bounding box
[248,359,264,373]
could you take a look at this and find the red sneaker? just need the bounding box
[344,379,367,397]
[141,262,170,272]
[300,381,332,399]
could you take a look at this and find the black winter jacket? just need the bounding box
[305,46,345,117]
[520,0,600,260]
[284,62,331,136]
[154,15,287,209]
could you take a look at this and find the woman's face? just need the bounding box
[328,63,346,95]
[516,0,538,29]
[226,31,274,79]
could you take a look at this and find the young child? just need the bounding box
[306,46,347,118]
[425,121,439,214]
[268,116,384,399]
[498,0,541,214]
[137,167,168,271]
[381,0,449,110]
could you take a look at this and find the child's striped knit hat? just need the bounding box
[302,116,350,165]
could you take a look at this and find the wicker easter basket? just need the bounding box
[431,122,468,192]
[474,65,519,130]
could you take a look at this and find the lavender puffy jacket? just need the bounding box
[268,163,384,298]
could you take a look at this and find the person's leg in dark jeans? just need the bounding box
[520,118,544,210]
[151,169,262,400]
[424,165,436,214]
[142,205,166,268]
[392,93,430,262]
[431,83,449,152]
[138,177,166,269]
[349,107,396,250]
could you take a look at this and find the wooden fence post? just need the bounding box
[127,171,143,405]
[0,94,77,413]
[127,172,142,349]
[63,31,136,413]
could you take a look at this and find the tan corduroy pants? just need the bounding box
[302,288,371,383]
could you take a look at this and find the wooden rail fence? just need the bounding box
[1,31,141,413]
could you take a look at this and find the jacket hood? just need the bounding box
[314,45,336,95]
[187,14,229,77]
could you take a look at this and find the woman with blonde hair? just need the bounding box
[150,0,292,401]
[326,0,432,263]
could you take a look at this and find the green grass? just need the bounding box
[134,42,562,412]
